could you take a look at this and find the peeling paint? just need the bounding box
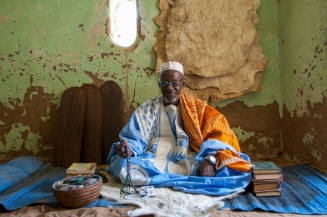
[279,0,327,118]
[257,136,274,149]
[312,150,321,161]
[218,101,281,160]
[0,74,59,162]
[247,144,256,152]
[302,131,314,145]
[25,131,42,153]
[2,123,26,152]
[0,0,161,162]
[40,116,50,122]
[282,97,327,173]
[280,0,327,173]
[232,127,255,143]
[282,152,301,163]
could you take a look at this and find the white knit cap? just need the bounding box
[159,61,184,75]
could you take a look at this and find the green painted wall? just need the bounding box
[216,0,282,160]
[1,0,325,169]
[279,0,327,172]
[279,0,327,117]
[0,0,161,108]
[0,0,161,162]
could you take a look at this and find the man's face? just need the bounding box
[159,70,185,106]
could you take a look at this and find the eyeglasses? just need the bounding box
[158,79,182,88]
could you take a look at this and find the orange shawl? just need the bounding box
[180,94,252,172]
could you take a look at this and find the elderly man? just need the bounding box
[107,61,252,196]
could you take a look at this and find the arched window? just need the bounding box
[110,0,137,47]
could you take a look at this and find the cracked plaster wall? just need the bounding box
[0,0,161,162]
[279,0,327,173]
[0,0,325,174]
[0,0,281,164]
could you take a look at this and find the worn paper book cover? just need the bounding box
[252,161,281,174]
[252,178,282,183]
[255,191,281,197]
[66,163,96,175]
[253,173,283,180]
[253,182,281,192]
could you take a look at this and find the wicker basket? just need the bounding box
[52,175,102,208]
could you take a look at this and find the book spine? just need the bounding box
[253,187,281,193]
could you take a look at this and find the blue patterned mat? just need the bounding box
[0,156,65,210]
[223,164,327,214]
[0,156,120,211]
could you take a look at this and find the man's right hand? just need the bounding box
[196,159,216,177]
[115,140,134,158]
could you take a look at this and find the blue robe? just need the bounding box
[107,96,251,196]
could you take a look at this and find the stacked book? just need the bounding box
[252,161,283,197]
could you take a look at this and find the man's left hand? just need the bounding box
[196,160,216,177]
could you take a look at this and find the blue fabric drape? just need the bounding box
[0,156,65,211]
[107,98,252,196]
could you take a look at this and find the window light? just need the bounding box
[110,0,137,47]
